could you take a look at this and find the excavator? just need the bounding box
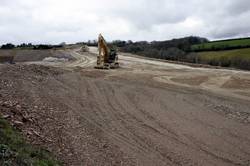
[95,34,119,69]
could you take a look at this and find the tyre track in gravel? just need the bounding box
[55,47,250,165]
[57,72,250,165]
[82,80,173,165]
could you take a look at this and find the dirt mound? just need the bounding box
[222,76,250,89]
[43,57,68,63]
[0,49,75,63]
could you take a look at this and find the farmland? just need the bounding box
[192,47,250,70]
[191,38,250,51]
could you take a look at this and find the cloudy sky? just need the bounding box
[0,0,250,44]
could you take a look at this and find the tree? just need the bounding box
[1,43,15,49]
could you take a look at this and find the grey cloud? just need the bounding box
[225,0,250,16]
[0,0,250,44]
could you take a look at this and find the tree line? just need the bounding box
[112,36,208,61]
[0,43,65,50]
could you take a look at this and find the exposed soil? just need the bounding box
[171,76,209,86]
[0,47,250,166]
[222,76,250,89]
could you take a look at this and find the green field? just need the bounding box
[196,48,250,69]
[191,38,250,51]
[198,48,250,60]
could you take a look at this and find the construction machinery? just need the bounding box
[95,34,119,69]
[80,45,89,52]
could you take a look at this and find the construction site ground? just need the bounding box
[0,47,250,166]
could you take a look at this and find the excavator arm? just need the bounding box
[98,34,110,64]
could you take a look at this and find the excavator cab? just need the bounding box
[95,34,119,69]
[108,49,117,62]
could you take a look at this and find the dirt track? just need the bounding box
[1,47,250,166]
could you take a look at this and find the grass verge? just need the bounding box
[0,117,60,166]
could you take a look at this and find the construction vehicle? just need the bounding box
[80,45,89,52]
[95,34,119,69]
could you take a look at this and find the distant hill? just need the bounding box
[191,37,250,52]
[117,36,250,70]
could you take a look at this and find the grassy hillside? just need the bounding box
[191,38,250,51]
[0,117,60,166]
[117,36,250,70]
[196,48,250,70]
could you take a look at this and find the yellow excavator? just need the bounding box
[95,34,119,69]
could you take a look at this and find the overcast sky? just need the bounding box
[0,0,250,44]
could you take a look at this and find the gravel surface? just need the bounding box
[0,48,250,165]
